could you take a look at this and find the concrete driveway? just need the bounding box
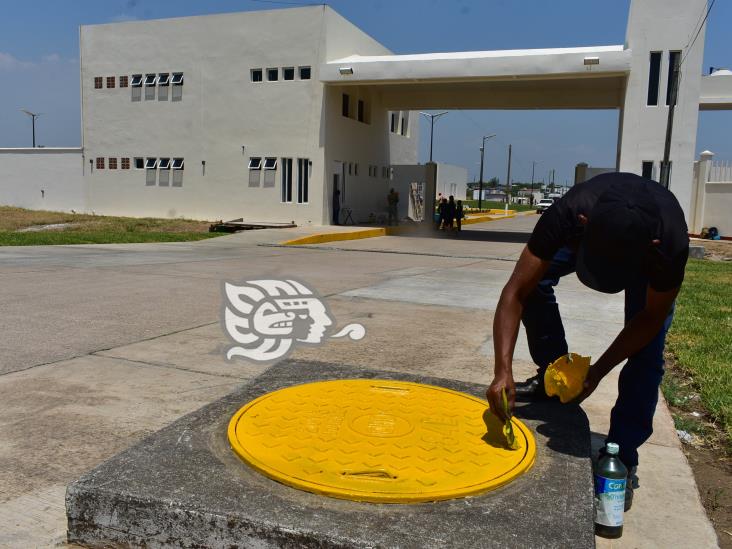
[0,215,718,548]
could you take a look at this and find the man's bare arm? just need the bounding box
[486,246,550,420]
[575,285,679,402]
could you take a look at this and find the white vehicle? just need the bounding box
[536,198,556,214]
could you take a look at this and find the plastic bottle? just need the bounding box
[594,442,627,539]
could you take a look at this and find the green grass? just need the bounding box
[665,259,732,445]
[462,200,536,212]
[0,206,222,246]
[0,231,220,246]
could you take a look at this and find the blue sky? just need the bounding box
[1,0,730,185]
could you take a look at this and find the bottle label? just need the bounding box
[594,475,626,527]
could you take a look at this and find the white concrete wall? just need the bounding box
[703,182,732,236]
[436,163,468,201]
[619,0,707,220]
[690,152,732,236]
[0,149,85,212]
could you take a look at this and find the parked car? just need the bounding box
[536,198,556,214]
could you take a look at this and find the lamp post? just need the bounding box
[21,109,41,148]
[419,111,448,162]
[477,134,496,211]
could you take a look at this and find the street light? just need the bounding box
[477,134,496,211]
[419,111,448,162]
[20,109,42,148]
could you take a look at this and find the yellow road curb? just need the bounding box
[281,228,386,246]
[462,213,516,226]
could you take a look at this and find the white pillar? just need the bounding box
[619,0,708,221]
[691,150,714,233]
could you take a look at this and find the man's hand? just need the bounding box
[572,364,603,404]
[486,373,516,422]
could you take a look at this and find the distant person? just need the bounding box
[456,200,464,232]
[387,188,400,226]
[332,185,341,225]
[445,195,456,231]
[437,197,448,230]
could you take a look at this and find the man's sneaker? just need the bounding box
[514,374,549,401]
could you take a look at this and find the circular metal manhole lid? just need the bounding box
[228,379,536,503]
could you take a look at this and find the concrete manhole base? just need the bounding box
[66,360,595,548]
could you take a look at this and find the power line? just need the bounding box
[681,0,716,67]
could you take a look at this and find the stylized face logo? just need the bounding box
[223,279,363,363]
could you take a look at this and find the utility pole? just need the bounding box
[477,134,496,211]
[21,109,41,148]
[660,54,680,189]
[530,161,536,203]
[505,144,512,204]
[419,111,448,162]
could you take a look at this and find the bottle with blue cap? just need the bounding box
[594,442,627,538]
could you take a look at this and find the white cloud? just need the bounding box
[0,52,33,71]
[42,53,61,63]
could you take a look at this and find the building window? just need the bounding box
[131,74,143,87]
[106,76,115,89]
[108,157,118,169]
[95,157,105,169]
[283,67,295,81]
[348,163,352,175]
[144,73,156,100]
[171,72,183,101]
[158,73,170,86]
[400,112,409,136]
[248,156,262,187]
[342,93,350,118]
[281,157,293,203]
[134,157,144,169]
[157,73,169,100]
[121,157,130,169]
[647,52,662,106]
[145,158,157,186]
[390,112,398,133]
[119,75,129,88]
[251,68,263,82]
[263,157,277,187]
[267,68,278,82]
[299,66,311,80]
[357,100,365,123]
[94,77,103,89]
[158,158,171,186]
[666,51,681,106]
[297,158,310,204]
[354,163,359,176]
[642,161,654,180]
[172,158,184,187]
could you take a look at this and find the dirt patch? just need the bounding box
[684,444,732,548]
[691,238,732,261]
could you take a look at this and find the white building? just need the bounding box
[79,7,417,226]
[1,1,731,226]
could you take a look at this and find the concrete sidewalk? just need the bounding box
[0,216,718,548]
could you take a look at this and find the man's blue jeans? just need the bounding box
[521,247,674,468]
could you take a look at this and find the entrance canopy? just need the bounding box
[321,45,630,110]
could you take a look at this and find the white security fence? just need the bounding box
[0,148,85,212]
[690,151,732,237]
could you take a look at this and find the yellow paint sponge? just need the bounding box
[544,353,592,403]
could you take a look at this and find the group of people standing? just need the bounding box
[436,194,464,231]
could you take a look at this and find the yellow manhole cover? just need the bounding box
[228,379,536,503]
